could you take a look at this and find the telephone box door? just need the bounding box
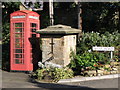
[10,22,26,70]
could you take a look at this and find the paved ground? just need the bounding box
[62,78,119,88]
[2,70,38,88]
[1,70,119,89]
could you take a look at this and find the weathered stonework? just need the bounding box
[37,25,81,67]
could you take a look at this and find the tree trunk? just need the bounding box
[78,2,82,30]
[77,2,82,41]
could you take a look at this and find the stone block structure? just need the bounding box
[37,25,81,67]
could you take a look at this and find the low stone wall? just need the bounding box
[82,62,120,77]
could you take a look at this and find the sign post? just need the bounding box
[92,47,115,61]
[110,51,113,60]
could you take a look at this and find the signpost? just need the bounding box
[92,47,114,51]
[92,47,115,61]
[49,0,54,25]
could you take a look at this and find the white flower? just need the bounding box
[45,62,62,68]
[38,61,62,69]
[97,32,100,34]
[88,49,92,52]
[38,62,45,68]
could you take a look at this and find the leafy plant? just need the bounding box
[69,31,120,75]
[33,67,74,82]
[2,2,20,70]
[68,52,108,75]
[77,31,120,58]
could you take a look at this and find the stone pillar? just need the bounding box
[37,25,81,67]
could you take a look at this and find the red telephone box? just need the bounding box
[10,10,40,71]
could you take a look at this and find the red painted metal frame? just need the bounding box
[10,10,40,71]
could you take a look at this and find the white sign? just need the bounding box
[12,15,25,19]
[92,47,114,51]
[29,16,39,19]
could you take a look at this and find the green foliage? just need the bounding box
[2,2,20,70]
[82,2,120,33]
[52,68,73,82]
[69,31,120,75]
[2,2,20,23]
[36,68,46,80]
[69,52,107,74]
[2,2,120,71]
[53,2,119,33]
[77,31,120,54]
[33,67,74,82]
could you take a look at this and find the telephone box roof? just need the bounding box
[11,10,39,16]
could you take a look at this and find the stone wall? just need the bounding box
[63,35,76,66]
[41,35,64,65]
[37,25,81,67]
[41,34,76,67]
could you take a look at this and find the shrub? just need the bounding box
[68,52,109,75]
[77,31,120,54]
[68,31,120,75]
[33,67,74,82]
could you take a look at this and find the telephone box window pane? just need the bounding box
[15,39,19,43]
[31,29,36,32]
[15,39,23,43]
[32,34,36,37]
[15,59,20,64]
[15,59,22,64]
[15,54,22,58]
[15,39,23,48]
[31,23,37,27]
[15,28,22,32]
[15,34,22,38]
[15,23,22,27]
[15,49,22,53]
[15,43,21,48]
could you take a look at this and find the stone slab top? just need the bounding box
[36,24,81,35]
